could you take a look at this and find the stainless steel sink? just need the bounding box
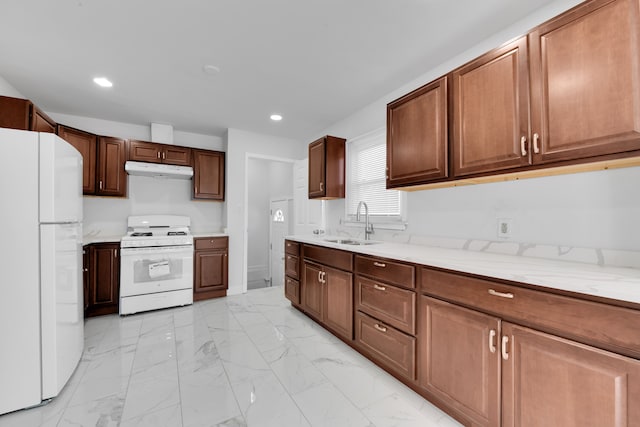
[324,238,380,246]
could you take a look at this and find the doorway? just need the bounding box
[246,157,294,291]
[269,198,292,288]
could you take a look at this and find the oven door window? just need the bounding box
[133,258,183,282]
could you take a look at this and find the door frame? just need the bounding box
[269,197,293,287]
[243,153,295,293]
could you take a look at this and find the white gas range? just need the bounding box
[120,215,194,315]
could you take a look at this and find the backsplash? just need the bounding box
[326,226,640,270]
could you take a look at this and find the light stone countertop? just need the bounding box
[192,232,228,238]
[82,234,122,245]
[287,235,640,306]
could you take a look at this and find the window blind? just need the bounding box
[346,128,402,220]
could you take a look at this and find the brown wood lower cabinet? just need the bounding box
[502,323,640,427]
[419,296,500,426]
[301,250,353,341]
[356,311,416,380]
[419,294,640,427]
[85,243,120,317]
[194,236,228,301]
[286,241,640,427]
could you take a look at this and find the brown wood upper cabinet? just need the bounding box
[387,76,448,188]
[128,139,192,166]
[193,149,225,200]
[97,136,127,197]
[0,95,56,133]
[452,0,640,178]
[308,135,346,199]
[452,37,531,177]
[528,0,640,165]
[57,125,97,194]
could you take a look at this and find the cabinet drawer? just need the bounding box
[421,268,640,359]
[303,244,352,271]
[285,277,300,305]
[356,311,416,380]
[356,275,416,335]
[285,254,300,279]
[194,236,228,250]
[355,255,415,289]
[285,240,300,256]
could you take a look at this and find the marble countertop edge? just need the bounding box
[287,235,640,306]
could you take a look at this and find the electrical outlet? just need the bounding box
[497,218,513,239]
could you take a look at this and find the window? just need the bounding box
[345,128,406,228]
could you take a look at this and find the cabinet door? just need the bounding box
[308,138,326,198]
[193,150,225,200]
[452,36,531,177]
[302,262,324,321]
[387,76,448,187]
[128,140,162,163]
[30,106,56,133]
[530,0,640,165]
[323,266,353,340]
[87,243,119,317]
[163,145,191,166]
[194,250,228,295]
[502,322,640,427]
[419,296,501,427]
[96,136,127,197]
[57,125,97,194]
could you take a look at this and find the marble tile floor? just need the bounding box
[0,286,462,427]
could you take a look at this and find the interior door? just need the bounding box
[269,198,291,287]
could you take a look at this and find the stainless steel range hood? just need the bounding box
[125,161,193,179]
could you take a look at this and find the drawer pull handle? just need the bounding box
[318,271,322,283]
[489,329,496,353]
[520,136,527,156]
[501,335,510,360]
[533,133,540,154]
[373,262,386,268]
[373,284,386,291]
[488,289,514,299]
[374,324,387,333]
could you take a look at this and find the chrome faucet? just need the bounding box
[356,201,374,240]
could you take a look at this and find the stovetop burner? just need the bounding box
[168,231,187,236]
[131,232,153,237]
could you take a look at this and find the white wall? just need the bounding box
[246,159,294,284]
[47,112,226,236]
[247,159,271,282]
[0,75,23,98]
[225,128,304,295]
[319,0,640,252]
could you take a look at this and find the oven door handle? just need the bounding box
[120,245,193,256]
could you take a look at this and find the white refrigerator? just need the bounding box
[0,128,84,415]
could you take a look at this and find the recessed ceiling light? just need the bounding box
[203,64,221,75]
[270,114,283,121]
[93,77,113,88]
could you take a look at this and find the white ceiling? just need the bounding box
[0,0,558,141]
